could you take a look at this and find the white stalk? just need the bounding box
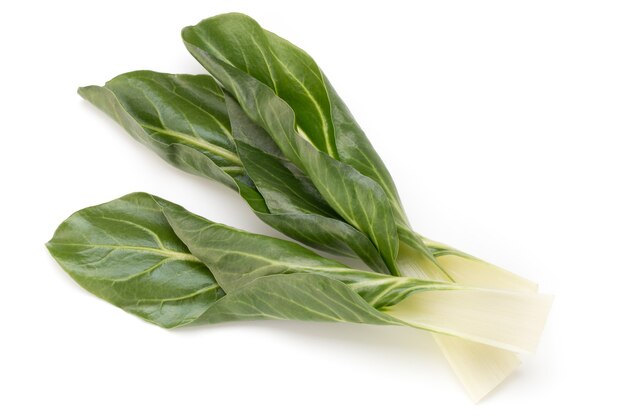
[388,286,553,354]
[398,242,552,401]
[435,253,538,293]
[432,334,521,403]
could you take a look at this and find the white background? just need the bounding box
[2,1,625,415]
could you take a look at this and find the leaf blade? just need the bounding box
[183,28,400,273]
[78,71,244,185]
[195,273,401,327]
[80,71,390,272]
[47,192,223,328]
[48,193,550,356]
[182,13,338,157]
[183,13,408,225]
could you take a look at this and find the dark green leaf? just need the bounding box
[225,94,389,272]
[78,71,246,187]
[47,193,446,328]
[225,94,335,218]
[182,13,408,225]
[324,79,409,226]
[49,194,547,357]
[183,20,401,273]
[194,273,401,327]
[182,14,456,278]
[182,13,338,158]
[46,192,223,328]
[80,71,390,272]
[158,197,449,308]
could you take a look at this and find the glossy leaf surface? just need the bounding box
[80,71,390,272]
[48,193,550,356]
[46,192,223,328]
[157,196,450,308]
[69,15,553,401]
[46,193,430,327]
[180,17,547,398]
[194,273,401,327]
[46,193,400,328]
[225,95,390,271]
[183,17,401,273]
[183,13,408,226]
[79,71,245,187]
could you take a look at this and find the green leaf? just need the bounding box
[45,193,400,327]
[194,273,401,326]
[255,211,388,272]
[182,13,338,158]
[182,13,408,226]
[157,197,445,308]
[70,16,553,400]
[80,71,390,272]
[182,14,453,280]
[225,94,335,218]
[46,192,223,328]
[225,95,390,272]
[45,192,433,325]
[183,17,401,273]
[48,193,550,356]
[180,14,452,279]
[78,71,245,188]
[323,79,409,225]
[46,193,397,328]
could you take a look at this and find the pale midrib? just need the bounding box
[270,53,337,159]
[349,277,454,291]
[143,124,241,166]
[201,244,347,272]
[53,242,201,263]
[138,284,220,303]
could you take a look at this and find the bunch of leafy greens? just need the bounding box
[49,13,552,402]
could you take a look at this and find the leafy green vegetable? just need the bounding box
[179,15,541,399]
[69,13,553,401]
[46,193,397,328]
[79,71,244,186]
[46,192,222,328]
[48,193,551,355]
[79,71,390,273]
[157,194,446,308]
[182,13,407,226]
[184,24,402,275]
[77,70,478,279]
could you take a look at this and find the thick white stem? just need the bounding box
[388,287,553,353]
[435,254,538,292]
[398,243,551,401]
[432,334,520,403]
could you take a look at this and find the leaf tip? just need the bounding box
[180,25,192,40]
[77,85,99,101]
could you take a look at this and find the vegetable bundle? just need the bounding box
[48,13,552,401]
